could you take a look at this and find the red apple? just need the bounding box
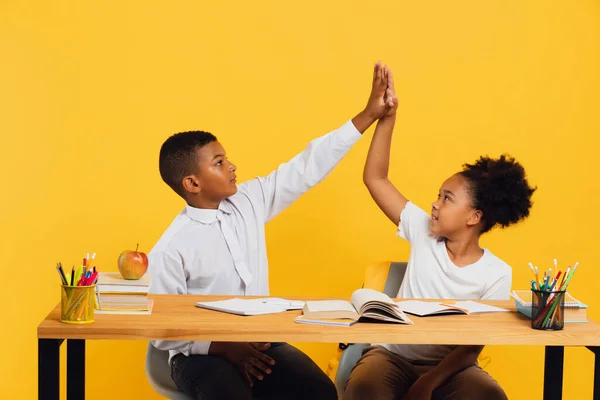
[117,244,148,280]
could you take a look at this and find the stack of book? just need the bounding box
[95,272,153,315]
[511,290,588,323]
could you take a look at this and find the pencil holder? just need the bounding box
[60,285,95,324]
[531,289,565,331]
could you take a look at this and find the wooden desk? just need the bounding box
[38,295,600,400]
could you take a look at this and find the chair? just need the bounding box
[146,343,192,400]
[332,261,408,397]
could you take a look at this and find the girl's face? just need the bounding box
[430,174,482,238]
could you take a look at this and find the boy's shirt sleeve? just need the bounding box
[239,120,361,223]
[396,201,431,243]
[148,249,212,355]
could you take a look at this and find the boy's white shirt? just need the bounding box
[148,120,361,362]
[381,201,512,363]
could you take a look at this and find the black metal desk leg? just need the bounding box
[67,339,86,400]
[544,346,564,400]
[586,347,599,400]
[39,339,62,400]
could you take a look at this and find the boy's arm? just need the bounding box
[363,68,408,226]
[403,346,484,399]
[244,62,393,223]
[148,251,213,355]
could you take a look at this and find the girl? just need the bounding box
[345,66,535,400]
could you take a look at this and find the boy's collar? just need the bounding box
[186,201,232,223]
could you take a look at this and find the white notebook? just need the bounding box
[195,298,305,316]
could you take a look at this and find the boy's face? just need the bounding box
[430,174,482,237]
[186,141,238,201]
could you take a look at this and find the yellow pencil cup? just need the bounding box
[60,285,96,324]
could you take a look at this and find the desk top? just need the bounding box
[37,295,600,346]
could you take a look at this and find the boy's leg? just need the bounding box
[252,343,337,400]
[170,353,252,400]
[431,365,507,400]
[344,345,419,400]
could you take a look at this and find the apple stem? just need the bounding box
[136,243,139,252]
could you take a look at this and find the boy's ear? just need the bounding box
[467,210,483,227]
[182,174,202,194]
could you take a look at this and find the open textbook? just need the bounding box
[295,288,413,327]
[396,300,510,317]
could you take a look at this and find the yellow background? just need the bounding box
[1,1,598,398]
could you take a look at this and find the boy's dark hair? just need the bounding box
[159,130,217,196]
[460,154,536,234]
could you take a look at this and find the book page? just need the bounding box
[454,301,510,314]
[351,288,395,311]
[351,289,413,324]
[397,300,462,316]
[303,300,359,320]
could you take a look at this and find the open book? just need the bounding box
[396,300,510,317]
[295,288,413,327]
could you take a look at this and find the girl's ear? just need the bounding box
[467,209,483,227]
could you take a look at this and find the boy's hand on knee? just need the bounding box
[210,342,276,387]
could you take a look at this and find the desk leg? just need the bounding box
[38,339,63,400]
[67,339,86,400]
[544,346,564,400]
[586,347,599,400]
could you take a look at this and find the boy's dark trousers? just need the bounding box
[171,342,337,400]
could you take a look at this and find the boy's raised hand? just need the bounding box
[363,62,389,119]
[352,61,398,133]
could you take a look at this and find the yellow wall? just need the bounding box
[1,1,599,398]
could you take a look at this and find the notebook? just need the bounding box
[396,300,510,317]
[510,290,588,323]
[95,299,154,315]
[510,290,587,308]
[96,293,150,310]
[195,298,305,316]
[295,288,413,326]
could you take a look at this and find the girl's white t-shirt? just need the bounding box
[382,201,512,364]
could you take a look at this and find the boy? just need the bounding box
[148,62,396,400]
[344,67,535,400]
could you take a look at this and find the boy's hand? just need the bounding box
[352,61,398,133]
[364,62,398,119]
[209,342,275,387]
[363,61,388,119]
[402,374,435,400]
[383,66,399,117]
